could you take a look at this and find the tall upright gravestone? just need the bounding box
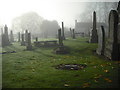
[90,11,98,43]
[58,29,63,46]
[26,33,32,50]
[18,32,21,42]
[2,25,10,47]
[62,22,65,40]
[10,30,14,42]
[21,34,25,46]
[117,1,120,59]
[25,30,28,45]
[70,28,72,38]
[104,10,119,60]
[96,26,105,55]
[72,29,76,39]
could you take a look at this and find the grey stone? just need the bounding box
[89,11,98,43]
[21,34,25,46]
[96,25,105,55]
[26,33,32,50]
[18,32,20,42]
[72,29,76,39]
[104,10,119,60]
[10,30,14,42]
[62,22,65,40]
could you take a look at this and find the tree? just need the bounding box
[40,20,60,38]
[12,12,43,35]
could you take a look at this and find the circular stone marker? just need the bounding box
[55,64,87,70]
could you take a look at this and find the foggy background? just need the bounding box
[0,0,119,38]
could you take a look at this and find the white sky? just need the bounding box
[0,0,119,28]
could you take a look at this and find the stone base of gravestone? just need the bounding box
[104,39,119,60]
[89,29,98,43]
[54,46,69,54]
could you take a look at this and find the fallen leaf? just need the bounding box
[82,83,90,88]
[94,80,98,83]
[94,74,102,79]
[64,84,70,87]
[104,70,109,73]
[104,78,112,83]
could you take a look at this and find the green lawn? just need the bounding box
[2,37,120,88]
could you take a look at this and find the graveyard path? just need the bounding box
[2,37,120,88]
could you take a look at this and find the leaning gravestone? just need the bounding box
[96,25,105,55]
[26,33,32,50]
[104,10,119,60]
[89,11,98,43]
[21,34,25,46]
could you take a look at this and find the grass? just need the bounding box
[2,37,120,88]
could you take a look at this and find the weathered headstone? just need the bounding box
[89,11,98,43]
[35,37,38,42]
[2,25,10,47]
[58,29,63,46]
[18,32,21,42]
[104,10,119,60]
[0,28,3,47]
[117,1,120,59]
[25,30,28,44]
[62,22,65,40]
[55,29,69,54]
[72,29,76,39]
[10,30,14,42]
[26,33,32,50]
[96,25,105,55]
[70,28,72,38]
[21,34,25,46]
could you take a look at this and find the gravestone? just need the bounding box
[72,29,76,39]
[18,32,20,42]
[89,11,98,43]
[104,10,119,60]
[25,30,28,45]
[35,37,38,42]
[2,25,10,47]
[70,28,72,38]
[58,29,63,46]
[62,22,65,40]
[0,28,3,47]
[26,33,32,50]
[55,29,68,54]
[21,34,25,46]
[96,25,105,55]
[117,1,120,59]
[10,30,14,42]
